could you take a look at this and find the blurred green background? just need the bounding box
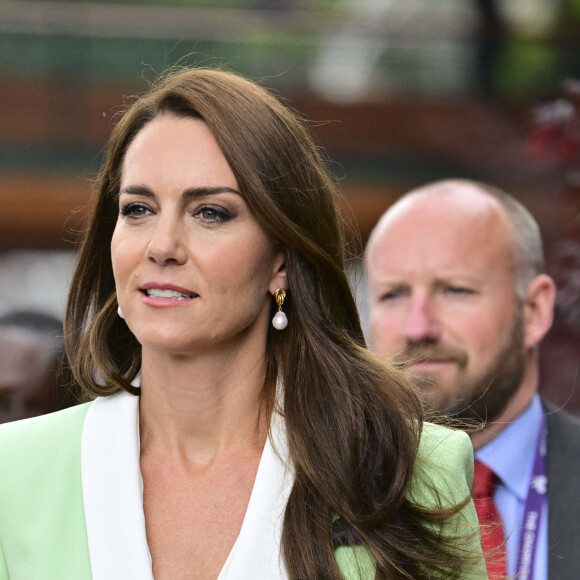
[2,0,579,243]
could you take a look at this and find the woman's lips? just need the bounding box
[142,288,195,300]
[139,283,198,307]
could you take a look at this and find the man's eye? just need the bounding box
[445,286,472,295]
[380,290,402,301]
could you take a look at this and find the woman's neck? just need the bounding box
[138,346,269,467]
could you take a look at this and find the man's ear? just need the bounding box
[269,252,287,295]
[523,274,556,348]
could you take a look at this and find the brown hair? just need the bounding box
[65,67,479,579]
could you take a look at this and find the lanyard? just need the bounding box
[515,413,548,579]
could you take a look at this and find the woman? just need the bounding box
[0,67,485,579]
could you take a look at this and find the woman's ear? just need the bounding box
[523,274,556,348]
[269,252,287,295]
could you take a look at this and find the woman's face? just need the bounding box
[111,113,286,356]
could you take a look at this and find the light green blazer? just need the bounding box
[0,399,484,579]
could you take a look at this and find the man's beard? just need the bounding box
[399,310,525,424]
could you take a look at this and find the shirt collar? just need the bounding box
[475,394,543,501]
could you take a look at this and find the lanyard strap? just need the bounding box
[515,413,548,579]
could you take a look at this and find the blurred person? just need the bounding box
[0,69,485,579]
[366,178,580,579]
[0,310,75,423]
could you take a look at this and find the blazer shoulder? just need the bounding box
[418,422,474,478]
[410,422,474,507]
[543,399,580,471]
[335,423,487,580]
[543,399,580,435]
[336,423,484,579]
[541,399,580,578]
[418,421,473,456]
[0,402,91,473]
[0,400,91,440]
[0,403,93,579]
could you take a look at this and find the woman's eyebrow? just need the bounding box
[182,186,241,200]
[118,184,154,199]
[117,185,241,199]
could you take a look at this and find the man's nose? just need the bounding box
[404,298,441,343]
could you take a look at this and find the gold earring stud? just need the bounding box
[272,289,288,330]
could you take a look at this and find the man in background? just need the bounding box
[365,179,580,579]
[0,310,76,423]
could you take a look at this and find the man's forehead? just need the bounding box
[385,184,503,227]
[376,183,513,241]
[367,255,496,292]
[367,186,517,279]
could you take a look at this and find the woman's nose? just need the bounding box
[145,219,187,266]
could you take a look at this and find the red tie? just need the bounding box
[473,460,506,577]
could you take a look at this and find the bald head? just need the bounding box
[365,179,554,429]
[367,179,544,297]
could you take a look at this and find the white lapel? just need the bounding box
[217,412,293,579]
[81,392,293,579]
[81,391,153,580]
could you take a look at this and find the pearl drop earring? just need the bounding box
[117,306,125,319]
[271,289,288,330]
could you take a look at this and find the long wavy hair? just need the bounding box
[65,67,479,579]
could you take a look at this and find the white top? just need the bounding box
[81,391,294,580]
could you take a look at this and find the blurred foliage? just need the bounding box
[491,41,560,98]
[1,1,578,99]
[14,0,337,6]
[0,0,578,174]
[0,33,318,84]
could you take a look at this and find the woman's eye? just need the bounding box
[120,203,151,220]
[196,205,232,223]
